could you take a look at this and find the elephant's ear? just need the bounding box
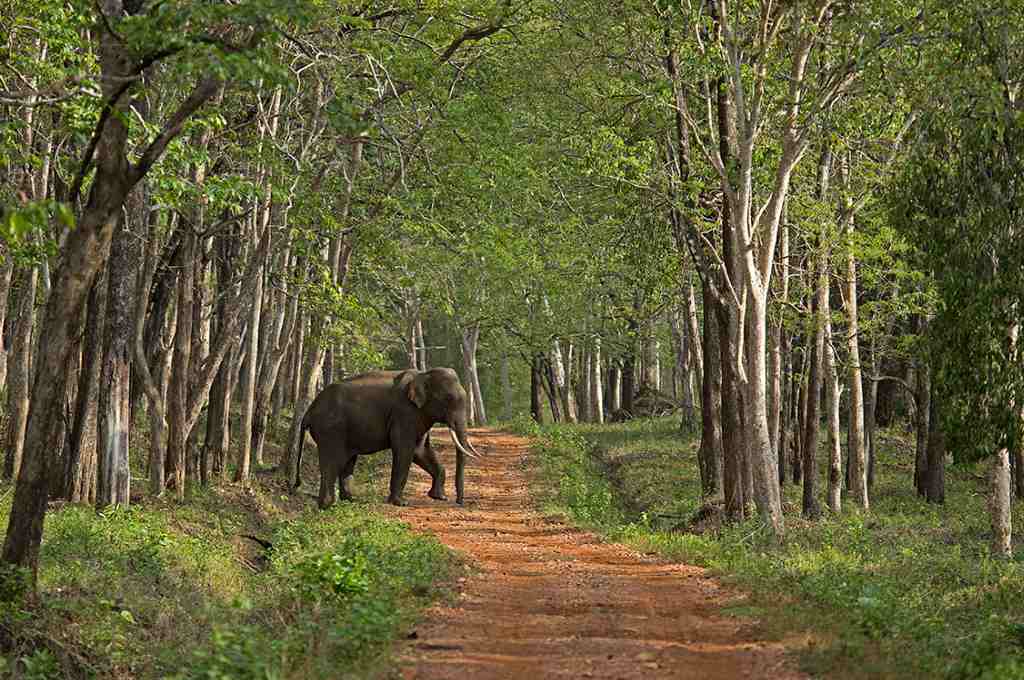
[398,371,427,408]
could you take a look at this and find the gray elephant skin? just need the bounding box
[295,368,482,507]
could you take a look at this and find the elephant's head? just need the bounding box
[395,368,481,504]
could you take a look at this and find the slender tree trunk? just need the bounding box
[769,220,789,463]
[530,354,544,424]
[866,338,879,488]
[0,256,14,388]
[591,339,604,424]
[460,323,486,425]
[843,204,869,510]
[793,341,806,484]
[989,448,1012,558]
[542,358,561,422]
[3,267,39,480]
[236,237,264,483]
[96,196,139,508]
[700,280,724,499]
[914,359,931,498]
[63,273,106,502]
[577,349,592,422]
[551,339,576,423]
[501,352,513,421]
[671,307,696,428]
[167,231,195,500]
[802,279,825,519]
[925,385,945,504]
[825,313,842,513]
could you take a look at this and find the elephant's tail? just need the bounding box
[294,413,310,490]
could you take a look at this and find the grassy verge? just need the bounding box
[0,445,455,679]
[511,415,1024,680]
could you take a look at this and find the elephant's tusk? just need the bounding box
[449,428,481,459]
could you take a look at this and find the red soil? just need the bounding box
[390,429,807,680]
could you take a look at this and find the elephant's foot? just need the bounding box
[456,496,464,506]
[339,492,354,502]
[387,495,407,507]
[428,490,448,501]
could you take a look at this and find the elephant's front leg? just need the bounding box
[414,436,447,501]
[387,442,415,507]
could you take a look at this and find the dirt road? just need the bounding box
[392,429,806,680]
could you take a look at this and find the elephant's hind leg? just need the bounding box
[338,455,358,501]
[414,438,447,501]
[317,443,352,510]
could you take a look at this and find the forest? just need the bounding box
[0,1,1022,678]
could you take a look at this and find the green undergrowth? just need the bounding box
[511,415,1024,680]
[0,452,455,679]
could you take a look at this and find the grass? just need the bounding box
[0,418,458,679]
[511,414,1024,680]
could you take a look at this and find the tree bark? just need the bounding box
[501,351,513,421]
[769,219,789,464]
[825,312,842,513]
[95,192,140,508]
[989,448,1012,558]
[925,385,945,504]
[551,339,576,423]
[3,267,38,480]
[914,358,931,498]
[699,280,724,499]
[62,271,106,503]
[167,230,195,499]
[530,354,545,424]
[842,204,869,509]
[608,362,622,413]
[590,339,604,424]
[0,256,14,388]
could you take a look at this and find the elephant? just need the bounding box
[295,367,482,508]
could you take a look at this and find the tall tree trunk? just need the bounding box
[530,354,544,424]
[551,339,576,423]
[914,359,931,498]
[825,312,842,513]
[769,220,789,464]
[0,256,14,388]
[671,307,696,428]
[793,341,806,484]
[542,358,561,422]
[802,281,825,519]
[236,235,264,483]
[62,272,106,502]
[989,448,1012,558]
[167,231,195,500]
[608,362,622,413]
[842,204,869,510]
[590,339,604,424]
[203,223,241,479]
[925,385,945,504]
[416,318,428,370]
[96,193,140,508]
[699,280,724,499]
[641,318,660,391]
[866,338,880,488]
[3,267,38,480]
[501,351,513,421]
[460,324,486,425]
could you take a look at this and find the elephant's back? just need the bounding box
[304,378,394,447]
